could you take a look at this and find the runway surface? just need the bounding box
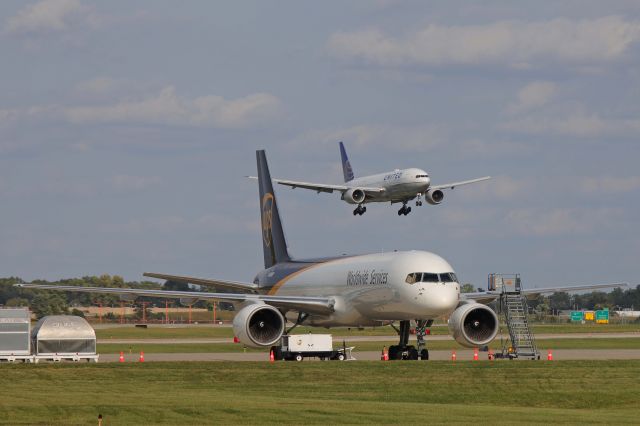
[99,348,640,362]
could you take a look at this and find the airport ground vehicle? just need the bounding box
[272,334,346,361]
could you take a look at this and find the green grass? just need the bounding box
[0,361,638,424]
[93,322,639,340]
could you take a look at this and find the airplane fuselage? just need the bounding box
[348,167,431,203]
[253,250,460,327]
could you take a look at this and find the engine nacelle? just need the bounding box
[232,304,285,348]
[342,188,366,204]
[425,189,444,205]
[448,303,499,347]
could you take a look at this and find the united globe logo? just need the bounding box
[262,193,274,248]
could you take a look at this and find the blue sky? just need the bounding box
[1,0,639,290]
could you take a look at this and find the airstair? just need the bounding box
[489,274,539,360]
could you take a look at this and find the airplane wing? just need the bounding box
[246,176,384,195]
[431,176,491,191]
[143,272,258,293]
[14,283,335,315]
[462,282,628,304]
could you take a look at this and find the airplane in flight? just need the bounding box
[253,142,491,216]
[16,151,626,360]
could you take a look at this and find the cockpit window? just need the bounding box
[406,272,457,284]
[421,273,439,282]
[415,174,429,178]
[439,273,458,282]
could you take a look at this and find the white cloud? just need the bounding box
[293,124,445,153]
[580,176,640,194]
[5,0,84,34]
[328,16,640,67]
[501,110,640,137]
[507,81,557,114]
[64,86,282,128]
[506,207,622,236]
[74,77,117,96]
[1,86,282,129]
[110,175,162,192]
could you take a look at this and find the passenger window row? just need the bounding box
[405,272,458,284]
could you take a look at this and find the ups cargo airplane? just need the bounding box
[17,151,627,360]
[250,142,491,216]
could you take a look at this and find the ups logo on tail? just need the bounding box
[262,193,274,247]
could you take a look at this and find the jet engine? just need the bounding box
[448,303,499,347]
[342,188,366,204]
[425,189,444,205]
[232,304,285,348]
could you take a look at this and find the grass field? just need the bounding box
[94,322,640,340]
[0,361,638,424]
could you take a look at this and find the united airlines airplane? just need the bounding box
[16,151,626,360]
[254,142,491,216]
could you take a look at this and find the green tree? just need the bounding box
[460,283,476,293]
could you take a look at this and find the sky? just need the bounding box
[1,0,639,290]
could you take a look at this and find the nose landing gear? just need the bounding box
[416,193,423,207]
[386,320,430,361]
[353,205,367,216]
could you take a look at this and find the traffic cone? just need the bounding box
[233,336,240,343]
[473,347,479,361]
[488,349,494,361]
[384,347,389,361]
[139,351,145,363]
[269,349,275,363]
[547,349,553,361]
[119,351,124,363]
[451,350,456,362]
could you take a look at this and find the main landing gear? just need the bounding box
[387,320,430,360]
[398,203,412,216]
[353,205,367,216]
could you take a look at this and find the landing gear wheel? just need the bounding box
[353,205,366,216]
[337,353,345,361]
[405,207,411,215]
[295,354,303,362]
[420,349,429,360]
[388,345,399,360]
[408,347,419,360]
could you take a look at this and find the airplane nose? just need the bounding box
[424,284,458,315]
[424,177,431,188]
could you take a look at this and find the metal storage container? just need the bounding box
[0,308,31,356]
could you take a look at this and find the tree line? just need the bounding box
[0,275,218,319]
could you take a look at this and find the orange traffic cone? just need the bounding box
[547,349,553,361]
[233,336,240,343]
[473,348,479,361]
[139,351,145,363]
[269,349,275,363]
[451,350,457,362]
[488,349,494,361]
[119,351,124,363]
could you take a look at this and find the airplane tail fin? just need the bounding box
[257,150,291,269]
[339,141,355,182]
